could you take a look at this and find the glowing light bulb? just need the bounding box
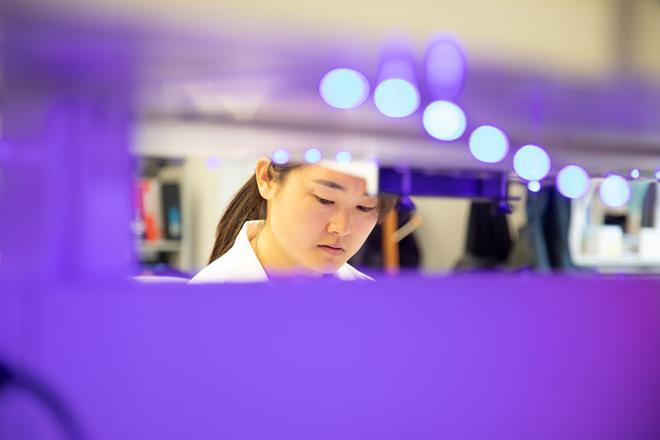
[513,144,551,181]
[528,181,541,192]
[422,101,467,141]
[319,68,369,110]
[468,125,509,163]
[599,175,631,208]
[304,148,322,164]
[335,151,352,163]
[556,165,590,199]
[373,78,419,118]
[272,149,290,165]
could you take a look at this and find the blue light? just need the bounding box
[527,181,541,192]
[319,68,369,110]
[373,78,419,118]
[630,168,640,179]
[556,165,590,199]
[513,144,551,181]
[272,149,290,165]
[599,175,631,208]
[422,100,466,141]
[468,125,509,163]
[655,170,660,180]
[304,148,322,164]
[335,150,352,163]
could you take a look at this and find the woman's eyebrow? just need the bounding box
[312,179,347,191]
[312,179,372,197]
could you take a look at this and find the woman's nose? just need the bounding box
[327,209,352,237]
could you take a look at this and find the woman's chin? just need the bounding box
[304,258,340,274]
[300,247,352,274]
[317,261,346,274]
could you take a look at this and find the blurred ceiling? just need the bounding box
[7,0,660,174]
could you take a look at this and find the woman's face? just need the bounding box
[268,165,379,274]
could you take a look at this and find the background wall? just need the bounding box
[42,0,660,78]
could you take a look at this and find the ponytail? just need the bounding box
[208,175,266,263]
[208,162,299,263]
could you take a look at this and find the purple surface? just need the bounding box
[2,275,660,439]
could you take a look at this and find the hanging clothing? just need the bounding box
[454,201,512,270]
[641,183,657,228]
[507,186,575,272]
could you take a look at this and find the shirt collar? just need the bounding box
[240,220,361,281]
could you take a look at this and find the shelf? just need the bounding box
[137,240,181,253]
[573,254,660,272]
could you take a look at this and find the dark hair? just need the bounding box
[208,162,397,263]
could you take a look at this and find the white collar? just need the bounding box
[189,220,372,283]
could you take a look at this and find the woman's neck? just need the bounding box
[249,222,321,278]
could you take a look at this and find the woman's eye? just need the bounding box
[357,205,376,213]
[315,196,335,206]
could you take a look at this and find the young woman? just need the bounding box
[189,157,397,283]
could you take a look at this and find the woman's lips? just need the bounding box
[318,244,345,256]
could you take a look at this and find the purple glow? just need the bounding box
[425,36,466,99]
[468,125,509,163]
[513,145,551,181]
[630,168,640,179]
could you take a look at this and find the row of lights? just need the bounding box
[319,67,468,141]
[272,148,353,166]
[313,38,655,209]
[272,144,657,209]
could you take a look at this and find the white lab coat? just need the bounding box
[189,220,373,283]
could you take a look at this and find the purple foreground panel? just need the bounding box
[1,275,660,439]
[1,7,660,440]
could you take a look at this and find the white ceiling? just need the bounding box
[17,0,660,175]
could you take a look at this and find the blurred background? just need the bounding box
[100,0,660,277]
[1,1,660,279]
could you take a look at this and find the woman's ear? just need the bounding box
[254,157,276,199]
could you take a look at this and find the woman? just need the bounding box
[189,157,396,283]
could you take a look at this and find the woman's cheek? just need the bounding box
[290,196,317,220]
[310,208,332,233]
[356,214,378,236]
[291,201,328,235]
